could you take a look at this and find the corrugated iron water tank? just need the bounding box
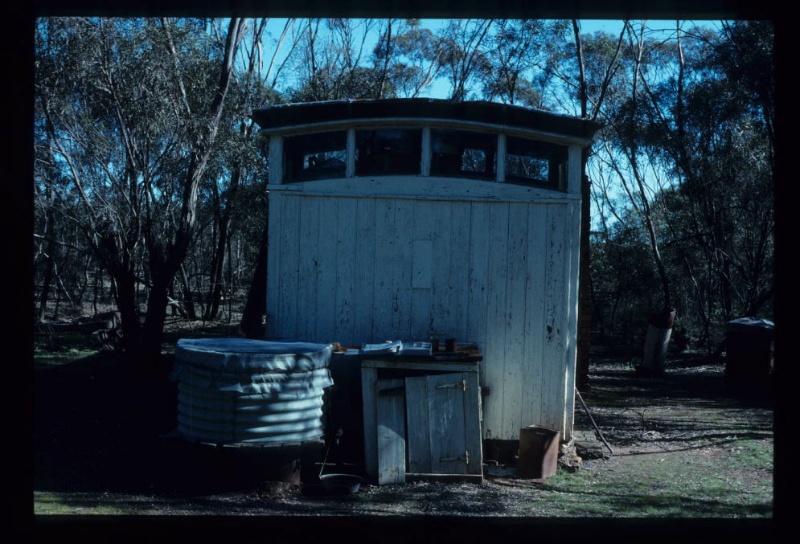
[170,338,333,444]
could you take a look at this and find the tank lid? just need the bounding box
[726,317,775,331]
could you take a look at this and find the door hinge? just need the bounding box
[440,451,469,465]
[436,379,467,391]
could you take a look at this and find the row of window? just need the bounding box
[281,128,567,190]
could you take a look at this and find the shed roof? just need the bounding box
[252,98,602,143]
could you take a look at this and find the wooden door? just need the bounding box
[405,372,482,476]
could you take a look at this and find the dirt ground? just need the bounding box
[32,337,776,538]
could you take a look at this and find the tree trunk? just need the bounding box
[576,152,592,392]
[203,221,228,321]
[137,274,172,370]
[37,245,55,322]
[177,265,197,320]
[238,222,268,338]
[113,272,141,355]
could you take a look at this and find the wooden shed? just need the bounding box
[251,98,600,446]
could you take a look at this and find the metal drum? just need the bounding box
[171,338,333,444]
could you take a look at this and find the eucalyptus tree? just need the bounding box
[552,20,695,366]
[34,104,72,322]
[437,19,494,101]
[197,18,284,323]
[542,21,629,382]
[634,20,775,350]
[589,212,663,343]
[566,19,774,358]
[592,21,692,370]
[379,19,445,98]
[35,17,246,363]
[288,18,389,101]
[479,19,570,107]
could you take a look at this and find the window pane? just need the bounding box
[431,129,496,180]
[356,129,421,176]
[505,136,567,189]
[284,131,347,182]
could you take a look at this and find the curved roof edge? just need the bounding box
[252,98,602,141]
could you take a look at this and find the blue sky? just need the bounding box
[257,18,722,101]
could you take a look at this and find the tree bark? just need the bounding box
[138,273,172,370]
[112,271,141,355]
[203,221,228,321]
[238,221,268,338]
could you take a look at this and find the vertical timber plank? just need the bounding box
[405,375,432,473]
[361,365,378,482]
[462,372,483,475]
[427,373,467,475]
[377,378,406,484]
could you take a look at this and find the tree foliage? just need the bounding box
[35,17,247,362]
[584,20,774,350]
[34,17,775,362]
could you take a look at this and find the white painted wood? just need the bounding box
[430,200,452,338]
[316,197,338,342]
[461,372,483,475]
[541,204,568,432]
[562,200,582,440]
[296,196,320,341]
[520,205,547,431]
[480,202,510,441]
[267,176,578,202]
[267,184,582,440]
[377,378,407,484]
[360,365,378,481]
[410,200,434,339]
[412,240,433,289]
[391,198,414,340]
[353,197,377,343]
[270,194,301,340]
[404,373,475,475]
[361,360,481,482]
[371,199,396,342]
[361,359,480,372]
[262,104,594,442]
[465,203,490,354]
[449,202,472,340]
[500,203,528,431]
[334,197,357,342]
[405,375,432,473]
[423,374,467,475]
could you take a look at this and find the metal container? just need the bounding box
[517,425,560,480]
[170,338,333,444]
[320,473,362,495]
[725,317,774,390]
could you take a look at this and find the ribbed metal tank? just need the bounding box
[170,338,333,444]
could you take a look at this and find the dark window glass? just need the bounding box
[430,129,496,180]
[505,137,567,190]
[284,131,347,182]
[355,129,421,176]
